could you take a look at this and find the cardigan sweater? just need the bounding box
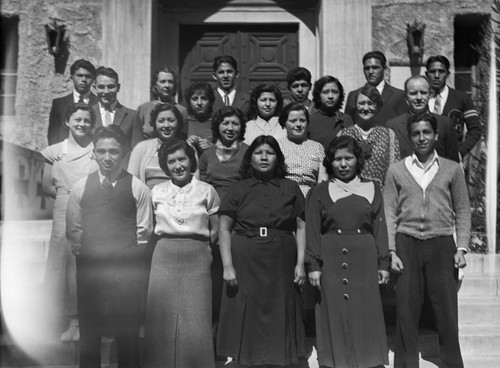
[383,157,471,252]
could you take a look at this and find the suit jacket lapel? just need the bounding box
[92,104,103,128]
[381,84,393,102]
[113,103,127,127]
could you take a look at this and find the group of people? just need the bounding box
[40,51,477,368]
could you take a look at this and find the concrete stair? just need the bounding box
[2,221,500,367]
[457,254,500,366]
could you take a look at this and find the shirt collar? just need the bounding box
[97,168,123,183]
[99,101,118,112]
[73,90,91,102]
[410,150,439,170]
[218,87,236,98]
[375,80,386,95]
[435,85,449,99]
[248,177,281,187]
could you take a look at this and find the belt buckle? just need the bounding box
[259,227,267,237]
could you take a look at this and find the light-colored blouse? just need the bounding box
[152,177,220,238]
[244,116,286,145]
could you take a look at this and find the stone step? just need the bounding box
[459,275,499,297]
[459,324,500,355]
[465,254,500,275]
[458,296,500,325]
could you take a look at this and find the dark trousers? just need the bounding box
[394,234,463,368]
[76,257,143,368]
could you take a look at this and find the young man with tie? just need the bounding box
[92,66,137,149]
[211,55,250,118]
[425,55,482,160]
[47,59,98,145]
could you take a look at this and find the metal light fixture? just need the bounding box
[407,20,426,65]
[45,22,65,57]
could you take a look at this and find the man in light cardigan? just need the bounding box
[384,111,470,368]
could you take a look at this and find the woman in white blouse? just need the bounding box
[142,140,220,368]
[244,83,286,145]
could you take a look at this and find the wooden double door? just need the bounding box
[179,24,298,102]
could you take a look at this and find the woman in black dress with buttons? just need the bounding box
[306,136,390,368]
[217,135,307,366]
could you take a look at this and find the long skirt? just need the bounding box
[316,233,388,368]
[44,193,77,330]
[217,233,306,366]
[143,237,214,368]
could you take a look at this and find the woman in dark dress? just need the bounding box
[306,136,390,368]
[217,135,307,366]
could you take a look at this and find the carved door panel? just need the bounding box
[179,24,298,102]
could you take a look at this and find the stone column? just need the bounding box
[101,0,153,108]
[317,0,372,103]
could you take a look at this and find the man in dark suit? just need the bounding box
[345,51,407,125]
[211,55,250,118]
[386,75,459,162]
[425,55,482,159]
[92,66,137,149]
[47,59,98,145]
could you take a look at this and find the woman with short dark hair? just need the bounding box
[128,103,185,189]
[143,139,220,368]
[306,135,390,368]
[217,135,307,366]
[243,84,285,145]
[309,75,353,148]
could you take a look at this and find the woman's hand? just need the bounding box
[223,265,238,288]
[186,135,199,146]
[378,270,390,284]
[391,252,404,273]
[294,263,306,285]
[198,138,210,150]
[308,271,322,290]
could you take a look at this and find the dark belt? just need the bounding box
[324,228,371,235]
[235,227,294,238]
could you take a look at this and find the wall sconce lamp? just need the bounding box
[45,22,65,57]
[407,20,426,65]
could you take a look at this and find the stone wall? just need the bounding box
[1,0,103,151]
[372,0,492,72]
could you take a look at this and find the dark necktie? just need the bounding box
[78,94,84,103]
[224,93,230,106]
[102,177,113,194]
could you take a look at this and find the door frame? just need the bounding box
[153,3,318,98]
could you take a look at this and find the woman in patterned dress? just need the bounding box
[337,85,400,189]
[277,101,328,336]
[41,103,98,340]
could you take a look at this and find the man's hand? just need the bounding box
[391,252,404,273]
[454,249,467,269]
